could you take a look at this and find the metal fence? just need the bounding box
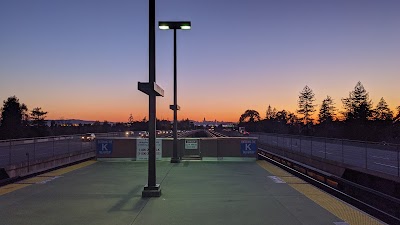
[0,132,121,168]
[253,133,400,177]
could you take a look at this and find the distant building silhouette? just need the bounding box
[193,118,235,128]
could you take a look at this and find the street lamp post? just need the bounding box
[138,0,164,197]
[159,21,191,163]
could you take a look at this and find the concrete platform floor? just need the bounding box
[0,160,384,225]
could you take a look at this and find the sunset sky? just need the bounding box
[1,0,399,122]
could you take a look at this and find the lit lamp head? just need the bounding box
[158,21,191,30]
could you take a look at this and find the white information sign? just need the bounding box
[185,139,198,149]
[136,138,162,160]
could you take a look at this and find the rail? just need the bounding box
[257,148,400,224]
[0,132,121,168]
[252,132,400,177]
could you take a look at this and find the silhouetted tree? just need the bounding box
[261,107,299,134]
[391,106,400,142]
[318,96,336,123]
[341,81,373,122]
[394,106,400,123]
[30,107,48,127]
[265,105,277,120]
[178,118,192,130]
[91,121,101,133]
[30,107,49,136]
[286,112,298,125]
[373,98,393,121]
[114,122,125,131]
[102,121,111,132]
[276,110,295,127]
[297,86,316,125]
[128,114,134,126]
[239,109,261,132]
[239,110,261,123]
[275,110,288,123]
[0,96,28,139]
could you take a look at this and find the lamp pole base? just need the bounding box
[142,184,161,197]
[170,157,181,163]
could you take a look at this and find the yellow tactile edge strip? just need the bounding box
[257,160,386,225]
[0,160,97,196]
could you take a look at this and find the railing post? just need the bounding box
[198,138,201,159]
[283,136,286,157]
[216,138,219,159]
[290,137,292,151]
[26,152,29,173]
[397,145,399,177]
[53,137,55,157]
[33,138,36,161]
[9,140,12,166]
[365,142,368,169]
[68,136,70,154]
[341,139,344,163]
[269,134,272,145]
[300,136,302,153]
[80,135,83,152]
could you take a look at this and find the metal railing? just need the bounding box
[252,133,400,177]
[0,132,121,168]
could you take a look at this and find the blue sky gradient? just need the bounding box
[1,0,399,122]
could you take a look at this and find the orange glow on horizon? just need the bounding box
[46,105,399,123]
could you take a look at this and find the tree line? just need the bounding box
[0,96,49,139]
[239,81,400,143]
[0,96,195,140]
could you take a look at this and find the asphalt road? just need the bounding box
[255,133,400,177]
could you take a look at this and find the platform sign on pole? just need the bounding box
[137,139,162,160]
[185,139,198,149]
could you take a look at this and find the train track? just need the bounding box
[258,148,400,225]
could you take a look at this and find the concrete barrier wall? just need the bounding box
[216,138,244,157]
[96,137,258,159]
[5,150,95,178]
[4,137,257,178]
[162,138,174,157]
[200,139,218,157]
[113,138,136,158]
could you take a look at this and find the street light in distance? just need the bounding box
[159,21,191,30]
[158,21,191,163]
